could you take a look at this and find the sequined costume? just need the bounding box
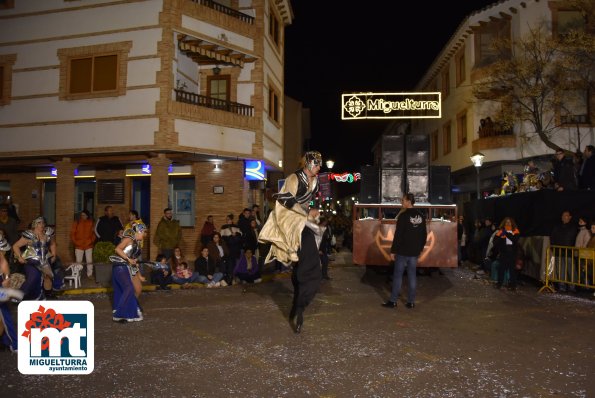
[0,236,17,352]
[110,225,144,322]
[19,227,54,301]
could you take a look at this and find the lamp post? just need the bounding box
[470,152,485,199]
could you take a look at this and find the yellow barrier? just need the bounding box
[539,245,595,293]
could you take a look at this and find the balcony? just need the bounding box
[174,89,254,117]
[472,118,516,151]
[189,0,254,25]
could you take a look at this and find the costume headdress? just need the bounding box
[304,151,322,171]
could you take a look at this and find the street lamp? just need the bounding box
[326,159,335,170]
[470,152,485,199]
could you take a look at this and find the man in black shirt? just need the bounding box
[382,193,427,309]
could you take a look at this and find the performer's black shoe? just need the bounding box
[405,302,415,309]
[295,313,303,334]
[381,300,396,308]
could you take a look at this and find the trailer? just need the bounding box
[352,203,458,267]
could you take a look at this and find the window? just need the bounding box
[457,112,468,148]
[0,0,14,9]
[474,20,510,67]
[269,8,280,47]
[69,55,118,94]
[207,75,230,111]
[170,178,195,227]
[0,54,16,106]
[441,68,450,99]
[431,130,438,160]
[442,122,452,155]
[555,10,586,37]
[58,42,132,100]
[268,82,281,124]
[455,49,465,86]
[560,89,590,125]
[207,75,230,101]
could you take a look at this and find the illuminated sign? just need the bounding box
[245,160,265,181]
[125,164,191,176]
[341,92,441,120]
[330,172,361,183]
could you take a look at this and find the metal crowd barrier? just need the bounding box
[539,245,595,293]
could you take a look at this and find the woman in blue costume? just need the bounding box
[0,235,22,352]
[12,217,56,301]
[110,222,146,322]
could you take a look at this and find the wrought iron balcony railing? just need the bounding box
[190,0,254,25]
[174,89,254,117]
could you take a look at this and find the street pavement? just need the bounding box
[1,250,594,398]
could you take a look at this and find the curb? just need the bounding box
[57,271,292,296]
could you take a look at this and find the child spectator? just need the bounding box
[171,261,198,289]
[150,254,172,290]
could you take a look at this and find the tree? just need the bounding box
[472,5,595,154]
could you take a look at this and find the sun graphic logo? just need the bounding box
[343,95,366,118]
[18,301,94,375]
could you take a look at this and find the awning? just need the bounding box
[178,37,257,68]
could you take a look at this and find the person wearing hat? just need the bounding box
[110,222,147,323]
[12,217,56,301]
[259,151,323,334]
[0,234,20,352]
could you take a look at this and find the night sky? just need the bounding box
[285,1,497,172]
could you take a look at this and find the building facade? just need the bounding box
[410,0,594,205]
[0,0,293,261]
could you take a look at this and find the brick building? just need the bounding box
[0,0,293,261]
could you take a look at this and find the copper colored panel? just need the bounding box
[353,206,457,268]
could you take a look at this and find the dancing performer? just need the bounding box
[110,222,146,322]
[12,217,56,301]
[259,151,323,334]
[0,235,21,352]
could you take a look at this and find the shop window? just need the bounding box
[170,178,195,227]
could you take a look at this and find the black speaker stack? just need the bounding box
[359,165,379,203]
[404,135,429,203]
[359,134,451,204]
[380,135,404,203]
[429,165,452,204]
